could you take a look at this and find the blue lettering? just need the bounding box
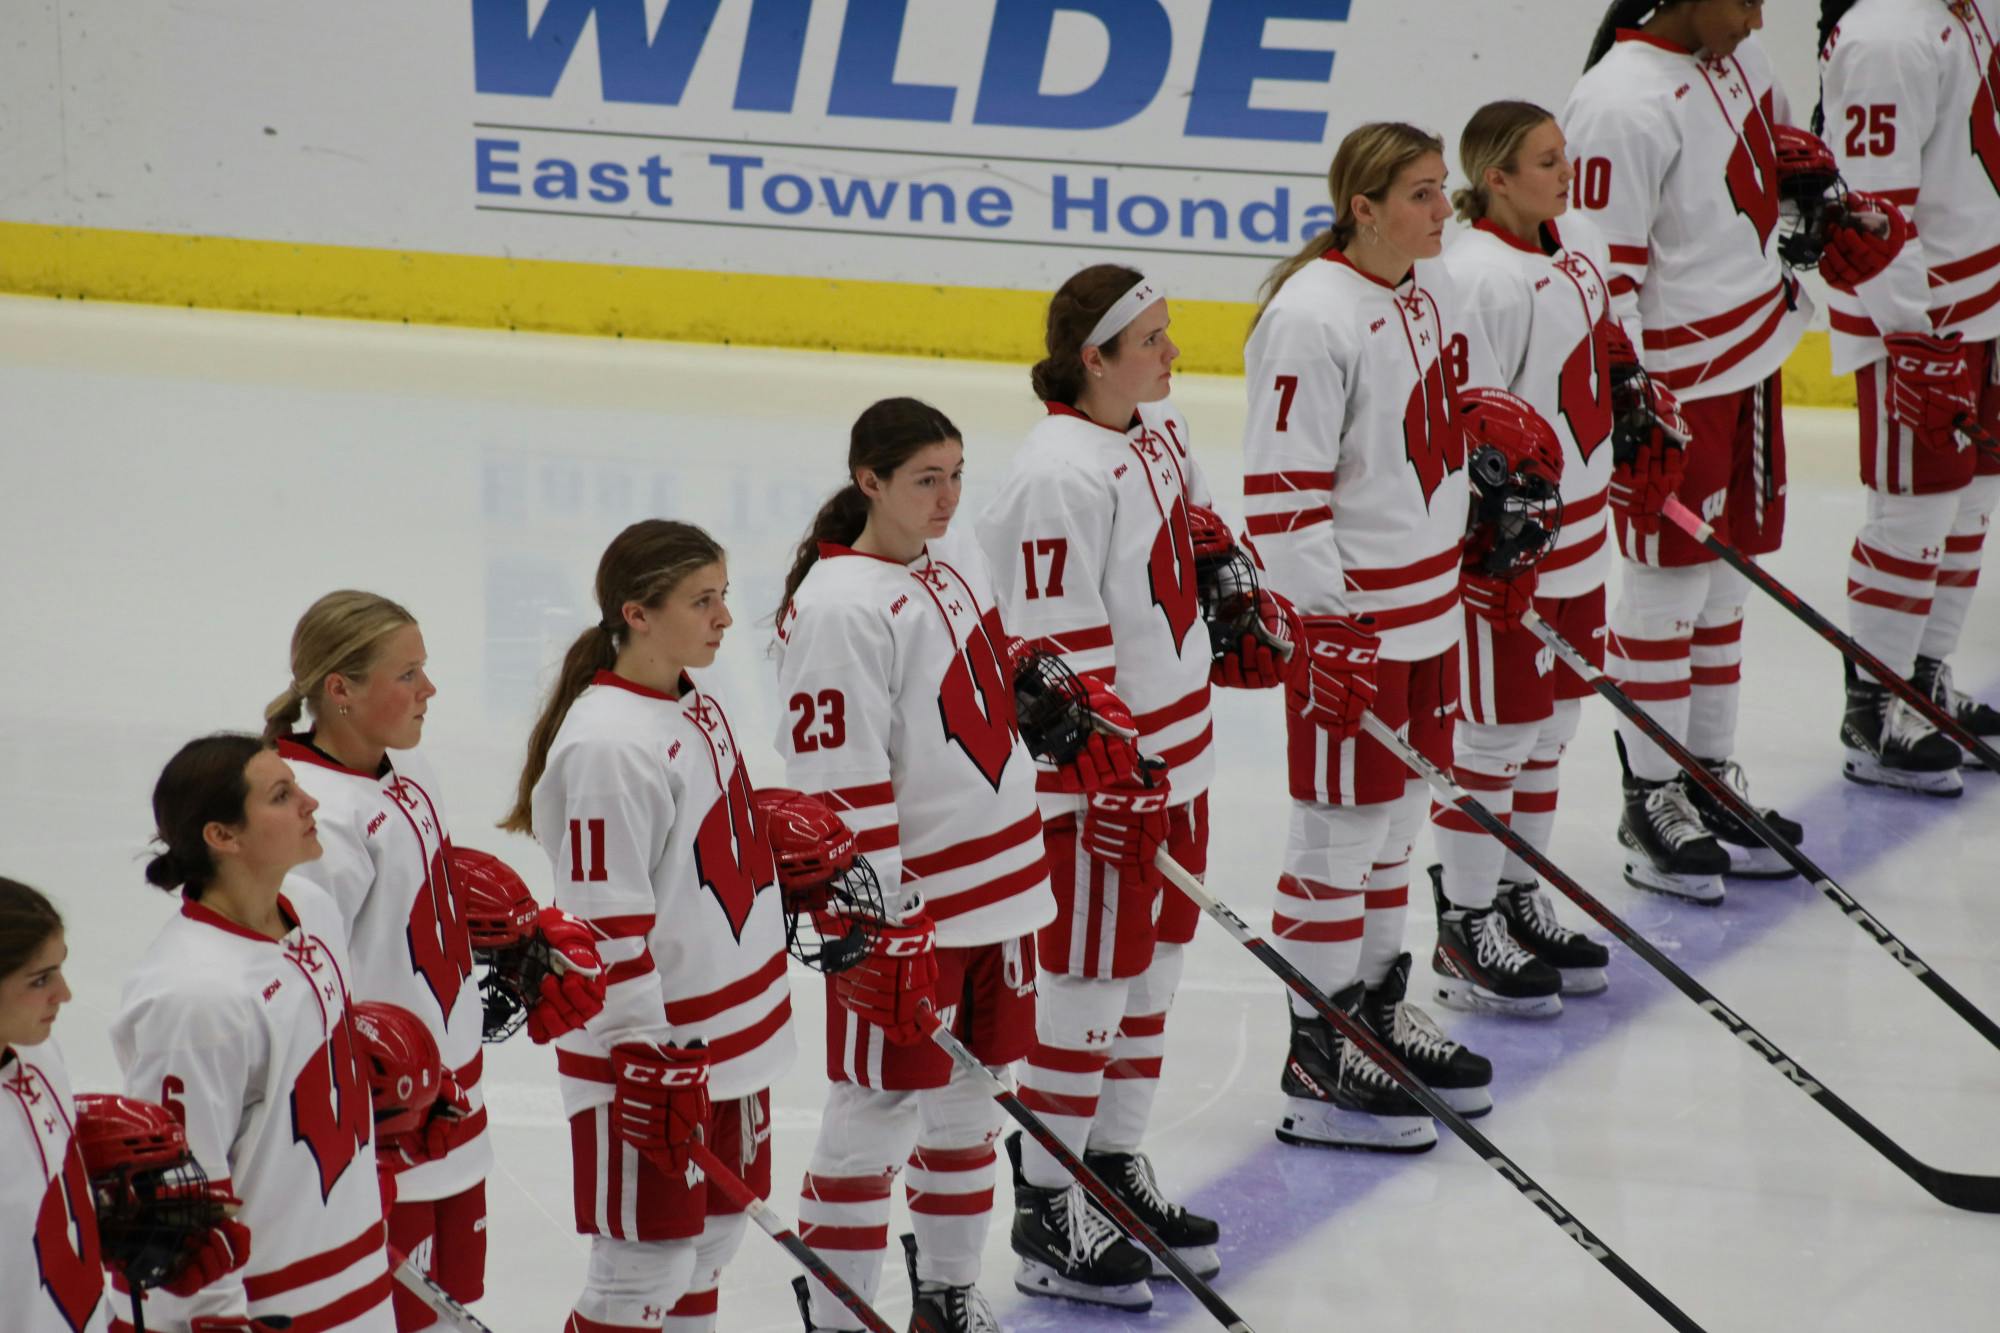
[1186,0,1348,143]
[1052,174,1108,231]
[974,0,1170,131]
[639,156,674,206]
[734,0,812,113]
[968,186,1013,227]
[1181,197,1228,239]
[1302,203,1336,239]
[1242,188,1291,244]
[588,161,630,204]
[471,0,724,105]
[763,173,813,214]
[476,138,522,196]
[535,158,581,200]
[910,182,956,224]
[821,177,902,220]
[1118,193,1169,236]
[828,0,955,123]
[711,154,765,210]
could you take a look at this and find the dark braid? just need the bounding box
[1584,1,1671,72]
[1811,0,1867,134]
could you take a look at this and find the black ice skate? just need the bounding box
[1616,734,1728,904]
[901,1234,1001,1333]
[1275,986,1437,1153]
[1496,879,1610,995]
[1081,1147,1221,1280]
[1680,756,1805,877]
[1367,949,1495,1116]
[1914,654,1998,771]
[1842,661,1964,797]
[1428,866,1563,1020]
[1004,1133,1152,1311]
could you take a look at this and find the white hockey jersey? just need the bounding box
[280,740,491,1203]
[975,401,1217,813]
[4,1040,112,1333]
[1563,31,1814,400]
[774,526,1057,948]
[112,881,393,1333]
[1242,250,1500,662]
[534,672,795,1110]
[1822,0,2000,370]
[1444,215,1618,598]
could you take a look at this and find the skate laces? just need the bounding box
[1059,1183,1125,1267]
[1385,996,1461,1063]
[1115,1152,1184,1221]
[1929,660,1966,711]
[917,1281,999,1333]
[1470,906,1538,974]
[1507,885,1580,945]
[1339,1029,1400,1090]
[1885,695,1943,747]
[1645,782,1712,849]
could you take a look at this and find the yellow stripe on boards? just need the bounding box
[0,219,1854,406]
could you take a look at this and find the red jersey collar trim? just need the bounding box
[816,541,927,568]
[180,893,299,944]
[1615,28,1693,55]
[275,735,376,779]
[1473,218,1561,256]
[1321,246,1411,291]
[1042,400,1141,435]
[589,669,689,701]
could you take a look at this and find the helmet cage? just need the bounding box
[784,855,887,974]
[476,937,552,1043]
[1012,649,1094,768]
[1775,137,1848,270]
[1467,444,1564,577]
[1194,543,1266,660]
[92,1158,223,1290]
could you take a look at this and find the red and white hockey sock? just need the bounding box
[1016,972,1127,1189]
[1091,942,1186,1154]
[1357,780,1424,987]
[1500,700,1580,882]
[660,1214,748,1333]
[1848,489,1954,682]
[797,1083,921,1331]
[568,1236,698,1333]
[1273,800,1393,1017]
[1609,563,1709,781]
[1919,475,1999,661]
[1688,565,1747,761]
[906,1064,1005,1287]
[1431,720,1539,911]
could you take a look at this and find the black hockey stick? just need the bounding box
[1661,495,2000,772]
[1525,609,2000,1052]
[1953,413,2000,467]
[1371,699,2000,1215]
[388,1246,497,1333]
[922,1014,1258,1333]
[1150,844,1714,1332]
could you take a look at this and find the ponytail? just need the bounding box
[1252,232,1342,334]
[1585,1,1675,72]
[498,624,619,835]
[1454,101,1557,224]
[262,683,308,743]
[777,484,870,626]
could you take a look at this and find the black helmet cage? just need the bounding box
[1012,648,1094,768]
[1608,360,1671,469]
[1777,160,1848,270]
[1194,543,1266,660]
[1467,444,1564,578]
[475,936,556,1043]
[93,1158,223,1290]
[783,855,887,974]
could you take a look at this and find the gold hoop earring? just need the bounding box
[1364,223,1381,245]
[339,705,350,717]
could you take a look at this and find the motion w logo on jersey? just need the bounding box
[1402,357,1464,506]
[1559,319,1614,461]
[693,766,776,941]
[938,623,1020,789]
[292,1017,372,1200]
[1147,498,1199,647]
[34,1142,104,1332]
[407,838,473,1021]
[1723,88,1780,250]
[1971,44,2000,196]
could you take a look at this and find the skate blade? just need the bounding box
[1014,1259,1153,1311]
[1555,965,1608,996]
[1622,858,1724,905]
[1721,844,1802,879]
[1276,1099,1438,1152]
[1437,1084,1494,1118]
[1433,976,1562,1019]
[1843,753,1966,797]
[1148,1245,1221,1281]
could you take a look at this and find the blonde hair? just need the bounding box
[263,591,417,741]
[1453,101,1557,223]
[1253,122,1446,329]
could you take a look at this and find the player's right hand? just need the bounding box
[832,912,941,1045]
[1461,566,1538,628]
[610,1042,710,1173]
[1214,589,1303,690]
[1043,674,1141,793]
[527,907,608,1044]
[1081,770,1173,879]
[1287,614,1380,738]
[1607,338,1689,538]
[1821,193,1909,292]
[161,1215,253,1296]
[1883,331,1977,454]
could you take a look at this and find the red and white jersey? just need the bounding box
[280,740,490,1203]
[1444,215,1619,598]
[1562,31,1813,401]
[1822,0,2000,370]
[774,526,1057,948]
[1242,250,1500,662]
[3,1040,112,1333]
[112,881,393,1333]
[975,400,1217,812]
[533,672,795,1108]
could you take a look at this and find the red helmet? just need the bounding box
[1183,503,1234,562]
[1772,124,1846,269]
[1773,123,1838,186]
[1459,387,1565,577]
[755,789,858,895]
[1184,503,1265,660]
[74,1094,222,1290]
[452,846,539,952]
[349,1001,443,1139]
[751,789,883,974]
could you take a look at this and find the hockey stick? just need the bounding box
[1360,704,2000,1216]
[1660,494,2000,771]
[1148,845,1711,1331]
[1528,606,2000,1045]
[387,1246,497,1333]
[920,1015,1257,1333]
[1953,414,2000,467]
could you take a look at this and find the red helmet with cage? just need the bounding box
[752,788,883,973]
[1460,387,1565,577]
[74,1094,224,1290]
[453,845,539,952]
[1185,503,1266,660]
[1772,124,1846,269]
[349,1000,443,1139]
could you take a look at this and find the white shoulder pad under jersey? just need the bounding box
[976,400,1215,811]
[1822,0,2000,370]
[281,741,490,1202]
[1444,214,1619,598]
[1562,31,1812,401]
[535,672,795,1108]
[113,880,393,1333]
[3,1040,112,1333]
[1243,250,1497,662]
[775,525,1055,949]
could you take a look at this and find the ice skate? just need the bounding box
[1429,866,1562,1020]
[1680,756,1804,877]
[1496,879,1609,995]
[1616,736,1727,904]
[1913,655,1997,771]
[1081,1147,1220,1280]
[1842,661,1964,797]
[1004,1134,1152,1311]
[1275,985,1438,1152]
[1368,949,1495,1115]
[897,1235,1003,1333]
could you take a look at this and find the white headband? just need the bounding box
[1083,277,1165,348]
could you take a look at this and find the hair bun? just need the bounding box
[143,847,189,891]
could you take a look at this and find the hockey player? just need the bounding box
[501,519,795,1333]
[115,734,395,1332]
[1818,0,2000,789]
[1242,121,1508,1151]
[1430,101,1623,1014]
[776,399,1059,1331]
[1568,2,1813,897]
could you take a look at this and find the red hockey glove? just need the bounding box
[379,1070,473,1173]
[1883,331,1977,454]
[831,912,940,1045]
[526,907,608,1044]
[1820,192,1909,293]
[1213,589,1302,690]
[1081,771,1173,876]
[1042,674,1141,793]
[1287,614,1380,739]
[610,1043,710,1172]
[1461,566,1538,628]
[161,1214,252,1296]
[1606,332,1690,539]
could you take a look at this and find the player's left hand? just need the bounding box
[526,907,607,1044]
[160,1214,253,1296]
[1462,566,1537,628]
[1822,193,1910,293]
[380,1071,472,1172]
[832,913,941,1045]
[1082,771,1172,878]
[1213,589,1302,690]
[1043,674,1141,793]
